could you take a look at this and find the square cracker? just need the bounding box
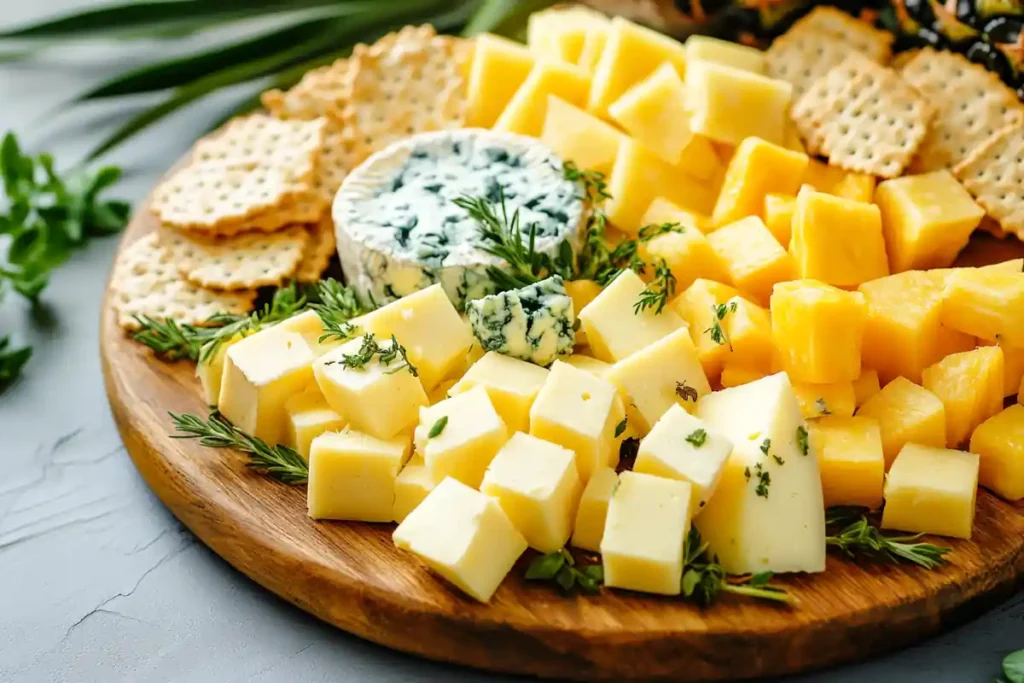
[954,123,1024,238]
[900,48,1024,172]
[262,59,353,121]
[792,54,932,178]
[796,6,893,62]
[294,213,337,283]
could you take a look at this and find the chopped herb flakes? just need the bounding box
[686,428,707,447]
[428,416,448,438]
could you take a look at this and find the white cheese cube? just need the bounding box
[313,334,428,440]
[578,269,685,362]
[601,471,692,596]
[480,432,583,552]
[414,386,509,488]
[393,477,528,602]
[218,327,316,443]
[529,360,625,483]
[307,429,410,521]
[284,388,347,461]
[605,327,712,434]
[562,353,612,378]
[358,284,473,391]
[634,404,731,514]
[278,309,338,357]
[448,351,549,432]
[570,466,618,552]
[196,334,243,406]
[695,372,826,575]
[393,454,437,523]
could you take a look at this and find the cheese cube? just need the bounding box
[494,60,591,137]
[638,225,730,296]
[314,334,428,440]
[770,280,866,384]
[852,369,881,407]
[881,444,979,539]
[720,364,769,388]
[685,35,766,73]
[634,404,731,514]
[307,429,409,522]
[831,172,876,203]
[793,380,856,419]
[278,309,335,357]
[393,456,437,523]
[562,353,611,378]
[358,284,472,392]
[605,327,712,434]
[197,334,242,406]
[527,6,607,64]
[480,433,582,552]
[601,471,692,595]
[763,193,796,248]
[723,296,774,373]
[218,327,315,443]
[707,216,795,305]
[541,96,625,178]
[809,416,885,509]
[565,278,602,345]
[856,377,946,468]
[448,352,548,433]
[942,268,1024,346]
[801,159,845,193]
[641,196,711,234]
[791,188,889,288]
[466,34,536,128]
[570,467,618,552]
[393,478,527,602]
[970,404,1024,501]
[695,372,826,575]
[415,386,509,489]
[673,278,741,380]
[427,378,457,406]
[686,61,792,146]
[922,346,1004,447]
[711,137,808,228]
[875,170,984,272]
[1001,343,1024,397]
[284,388,346,460]
[530,360,625,482]
[578,269,685,363]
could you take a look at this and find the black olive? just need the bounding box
[965,38,1017,79]
[915,25,953,48]
[981,14,1024,43]
[953,0,981,28]
[903,0,939,25]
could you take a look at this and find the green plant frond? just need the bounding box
[463,0,557,38]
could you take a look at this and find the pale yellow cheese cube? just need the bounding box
[393,455,437,523]
[578,26,609,73]
[562,353,612,378]
[793,380,856,419]
[481,432,583,553]
[427,378,458,406]
[685,35,766,73]
[686,60,792,146]
[526,6,608,64]
[493,60,591,137]
[881,443,979,539]
[578,269,685,363]
[393,478,527,603]
[570,466,619,552]
[415,386,509,489]
[284,388,346,460]
[601,471,692,596]
[307,429,409,522]
[970,404,1024,501]
[565,278,604,345]
[218,327,315,444]
[530,360,625,482]
[448,351,548,433]
[809,415,885,509]
[605,327,712,434]
[541,95,625,178]
[466,34,535,128]
[313,335,428,440]
[641,196,712,234]
[634,404,732,514]
[197,334,243,406]
[278,309,334,357]
[853,369,881,407]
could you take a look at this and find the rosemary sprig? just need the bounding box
[633,259,677,315]
[325,333,418,377]
[682,528,795,605]
[525,548,603,594]
[130,317,218,362]
[169,411,308,485]
[825,507,951,569]
[638,222,685,242]
[311,278,371,343]
[704,301,737,349]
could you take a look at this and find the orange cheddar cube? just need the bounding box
[719,364,769,388]
[922,346,1004,448]
[793,381,856,419]
[711,137,808,228]
[810,416,885,509]
[970,404,1024,501]
[723,296,773,373]
[852,370,881,407]
[856,377,946,468]
[641,197,711,234]
[639,223,730,293]
[541,95,625,177]
[706,216,794,305]
[941,268,1024,347]
[831,172,876,203]
[763,193,796,248]
[801,159,847,194]
[494,60,591,137]
[466,35,536,128]
[881,444,979,540]
[674,278,741,380]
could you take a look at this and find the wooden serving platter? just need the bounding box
[102,198,1024,682]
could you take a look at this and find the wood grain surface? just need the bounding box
[101,200,1024,681]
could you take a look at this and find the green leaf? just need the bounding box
[1003,649,1024,683]
[682,569,701,597]
[427,415,448,438]
[525,551,566,580]
[750,572,773,587]
[462,0,556,37]
[555,565,576,591]
[0,337,32,387]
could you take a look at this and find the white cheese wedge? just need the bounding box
[393,454,437,523]
[695,372,826,575]
[570,466,618,552]
[448,351,549,432]
[307,429,410,522]
[284,388,346,461]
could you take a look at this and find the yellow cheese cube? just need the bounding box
[278,309,335,357]
[640,196,711,234]
[448,351,549,433]
[707,216,795,305]
[970,404,1024,501]
[466,34,536,128]
[427,378,457,406]
[723,296,774,373]
[481,432,582,552]
[831,173,876,203]
[530,360,625,482]
[674,278,741,380]
[783,120,806,154]
[771,280,866,384]
[875,171,984,272]
[1002,344,1024,397]
[314,335,428,440]
[578,269,685,363]
[527,6,607,64]
[763,193,796,248]
[393,478,527,602]
[941,268,1024,346]
[695,372,826,574]
[218,327,315,444]
[494,60,591,137]
[791,188,889,287]
[853,369,881,407]
[809,416,885,509]
[793,380,856,419]
[284,388,346,461]
[570,467,618,552]
[564,278,603,345]
[711,137,808,227]
[601,471,692,595]
[685,35,766,73]
[720,364,769,388]
[393,456,437,523]
[307,429,408,522]
[881,444,979,539]
[541,95,625,178]
[856,377,947,468]
[197,334,243,406]
[922,346,1004,447]
[638,223,730,293]
[686,60,792,146]
[562,353,611,378]
[801,159,847,193]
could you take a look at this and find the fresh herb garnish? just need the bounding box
[704,303,734,349]
[681,528,794,605]
[760,438,771,455]
[637,222,685,241]
[633,258,676,315]
[525,548,603,594]
[675,380,699,402]
[825,507,950,569]
[428,415,448,439]
[312,278,370,343]
[796,426,809,456]
[815,397,831,415]
[325,333,418,377]
[0,337,32,389]
[998,649,1024,683]
[686,429,707,447]
[614,417,628,438]
[753,463,771,498]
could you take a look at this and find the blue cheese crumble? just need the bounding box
[466,276,575,367]
[333,130,583,310]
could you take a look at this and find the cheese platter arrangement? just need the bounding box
[99,5,1024,681]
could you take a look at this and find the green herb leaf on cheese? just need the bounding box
[796,426,809,456]
[633,259,676,316]
[637,222,685,241]
[686,428,707,447]
[428,415,448,439]
[760,438,771,455]
[614,418,628,438]
[704,303,733,349]
[327,333,418,377]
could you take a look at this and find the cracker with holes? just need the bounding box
[262,59,353,120]
[110,234,256,330]
[954,123,1024,237]
[313,124,356,199]
[295,214,336,282]
[900,48,1024,172]
[792,54,932,178]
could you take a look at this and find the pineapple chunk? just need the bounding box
[685,60,792,146]
[922,346,1004,447]
[674,278,741,380]
[875,171,984,272]
[641,197,711,234]
[970,404,1024,501]
[941,268,1024,346]
[810,416,885,509]
[706,216,795,305]
[856,377,946,468]
[790,187,889,287]
[770,280,866,384]
[638,223,729,293]
[466,34,536,128]
[793,381,856,419]
[723,295,774,373]
[881,444,979,540]
[831,173,876,203]
[493,60,591,137]
[720,364,769,388]
[763,193,796,247]
[711,137,808,228]
[852,369,881,407]
[540,95,624,177]
[684,35,766,73]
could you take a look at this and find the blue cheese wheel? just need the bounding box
[332,130,584,310]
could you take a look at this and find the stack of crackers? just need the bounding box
[111,25,472,330]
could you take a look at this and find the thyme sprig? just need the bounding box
[682,528,794,605]
[311,278,371,343]
[825,507,951,569]
[705,301,737,349]
[525,548,603,595]
[633,259,677,315]
[325,333,418,377]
